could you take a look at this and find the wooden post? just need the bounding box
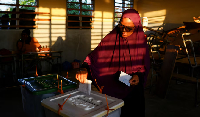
[16,0,19,29]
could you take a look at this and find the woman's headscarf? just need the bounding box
[84,9,150,99]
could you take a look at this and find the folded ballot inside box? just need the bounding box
[78,79,92,95]
[119,71,132,87]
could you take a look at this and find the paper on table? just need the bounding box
[119,71,132,87]
[78,79,92,95]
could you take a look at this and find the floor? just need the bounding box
[0,68,200,117]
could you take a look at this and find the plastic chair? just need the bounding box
[182,33,200,107]
[174,33,200,107]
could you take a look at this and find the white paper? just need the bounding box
[119,71,132,87]
[78,80,92,95]
[142,17,148,26]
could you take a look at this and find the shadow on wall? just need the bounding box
[137,0,200,31]
[51,36,64,51]
[51,30,92,63]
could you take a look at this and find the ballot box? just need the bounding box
[41,89,124,117]
[18,74,77,117]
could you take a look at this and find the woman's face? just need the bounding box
[21,33,28,41]
[119,18,135,38]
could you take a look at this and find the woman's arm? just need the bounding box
[80,62,92,81]
[80,62,100,91]
[32,37,42,51]
[16,39,25,54]
[132,72,145,83]
[129,72,145,86]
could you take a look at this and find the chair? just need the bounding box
[173,33,200,107]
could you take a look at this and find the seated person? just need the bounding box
[16,29,42,76]
[17,29,41,54]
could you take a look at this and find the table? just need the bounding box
[21,51,62,78]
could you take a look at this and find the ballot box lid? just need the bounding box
[41,89,124,117]
[18,74,77,95]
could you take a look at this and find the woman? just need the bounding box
[16,29,42,76]
[17,29,42,54]
[76,9,150,117]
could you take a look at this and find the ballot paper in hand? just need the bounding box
[119,71,132,87]
[78,79,92,95]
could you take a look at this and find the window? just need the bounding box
[67,0,94,29]
[114,0,133,26]
[0,0,49,29]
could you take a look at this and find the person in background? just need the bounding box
[10,8,16,29]
[16,29,42,76]
[0,14,9,29]
[17,29,41,54]
[76,9,150,117]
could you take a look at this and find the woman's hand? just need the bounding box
[75,68,88,84]
[129,75,139,86]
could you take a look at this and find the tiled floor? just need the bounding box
[1,68,200,117]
